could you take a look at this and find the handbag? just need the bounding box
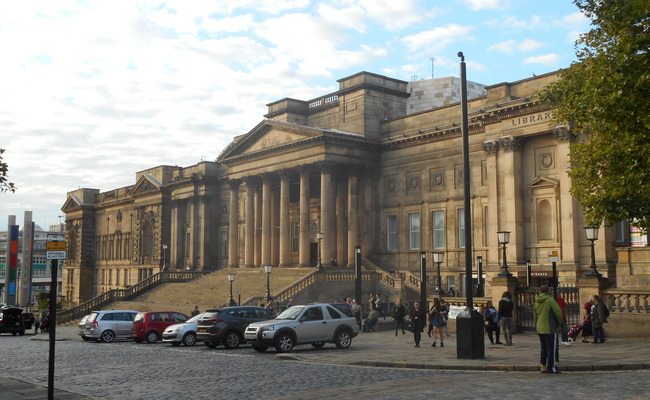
[404,320,414,332]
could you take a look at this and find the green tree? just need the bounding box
[0,148,16,193]
[539,0,650,231]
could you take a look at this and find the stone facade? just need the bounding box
[61,70,627,306]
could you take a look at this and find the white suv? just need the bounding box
[83,310,138,343]
[244,303,359,353]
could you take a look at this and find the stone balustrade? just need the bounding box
[603,289,650,313]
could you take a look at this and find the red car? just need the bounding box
[131,311,189,343]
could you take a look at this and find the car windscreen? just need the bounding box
[275,306,305,320]
[186,313,204,323]
[201,310,222,320]
[133,313,145,323]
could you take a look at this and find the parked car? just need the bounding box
[0,306,26,336]
[84,310,139,343]
[77,315,90,341]
[244,303,359,353]
[131,311,189,344]
[197,306,276,349]
[162,313,204,346]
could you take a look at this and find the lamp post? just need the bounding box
[161,244,168,271]
[264,264,273,301]
[316,232,324,271]
[497,231,512,277]
[227,273,236,306]
[432,251,445,296]
[584,227,602,278]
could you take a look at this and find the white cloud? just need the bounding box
[518,39,544,52]
[488,40,516,54]
[464,0,511,11]
[523,53,560,67]
[401,24,473,53]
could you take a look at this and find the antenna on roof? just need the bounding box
[430,57,436,79]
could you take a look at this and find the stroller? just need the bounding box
[40,315,50,333]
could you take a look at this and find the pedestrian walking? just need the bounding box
[191,305,200,317]
[351,299,363,331]
[556,296,570,345]
[375,294,385,319]
[483,300,502,345]
[440,299,451,337]
[428,298,447,347]
[409,302,426,347]
[590,294,608,344]
[391,298,406,336]
[533,285,563,374]
[498,291,514,346]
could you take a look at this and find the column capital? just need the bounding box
[482,140,498,154]
[229,178,242,189]
[553,125,574,142]
[498,135,523,152]
[242,176,260,187]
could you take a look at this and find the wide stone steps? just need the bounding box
[97,267,315,315]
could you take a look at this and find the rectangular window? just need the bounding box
[458,209,465,248]
[409,213,421,250]
[291,221,299,253]
[387,215,398,251]
[615,220,629,244]
[433,211,445,249]
[220,230,228,258]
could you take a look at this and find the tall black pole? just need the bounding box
[420,252,427,309]
[477,256,483,297]
[48,258,58,400]
[456,52,484,359]
[354,246,362,306]
[552,261,558,300]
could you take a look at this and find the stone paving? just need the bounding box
[0,326,648,399]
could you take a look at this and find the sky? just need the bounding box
[0,0,589,230]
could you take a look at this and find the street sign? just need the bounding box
[547,250,559,263]
[46,241,67,251]
[46,251,66,260]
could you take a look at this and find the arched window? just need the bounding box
[537,199,552,241]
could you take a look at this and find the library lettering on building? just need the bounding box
[2,70,648,336]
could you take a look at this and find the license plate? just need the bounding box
[198,328,207,333]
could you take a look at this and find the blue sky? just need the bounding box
[0,0,588,229]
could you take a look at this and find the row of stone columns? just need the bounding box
[228,164,360,268]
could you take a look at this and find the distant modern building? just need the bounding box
[61,71,636,307]
[0,223,64,306]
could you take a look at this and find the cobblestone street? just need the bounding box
[1,328,649,399]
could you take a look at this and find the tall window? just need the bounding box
[291,221,299,252]
[457,209,465,248]
[409,213,421,250]
[386,215,398,251]
[433,211,445,249]
[220,230,228,258]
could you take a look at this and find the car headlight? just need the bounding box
[259,325,274,332]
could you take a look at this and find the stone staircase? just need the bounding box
[104,267,315,315]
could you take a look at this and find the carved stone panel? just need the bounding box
[429,168,445,191]
[406,171,421,195]
[384,175,398,197]
[535,146,556,176]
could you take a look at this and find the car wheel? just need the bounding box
[223,331,242,349]
[182,332,197,346]
[334,329,352,349]
[133,338,143,343]
[82,336,90,341]
[311,341,326,349]
[101,330,115,343]
[171,342,181,347]
[19,330,25,336]
[146,331,158,344]
[252,345,268,352]
[204,341,218,349]
[274,333,295,353]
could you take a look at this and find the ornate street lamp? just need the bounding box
[584,227,602,278]
[316,232,324,271]
[227,273,236,306]
[497,231,512,277]
[264,264,273,301]
[432,251,445,296]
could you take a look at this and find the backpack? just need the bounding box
[603,304,610,318]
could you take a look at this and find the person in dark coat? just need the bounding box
[391,298,406,336]
[498,291,515,346]
[591,294,608,344]
[409,302,426,347]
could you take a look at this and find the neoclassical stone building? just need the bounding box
[61,70,622,306]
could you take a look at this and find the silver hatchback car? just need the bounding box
[84,310,138,343]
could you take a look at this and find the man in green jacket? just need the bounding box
[533,285,563,374]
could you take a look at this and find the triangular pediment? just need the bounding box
[528,176,559,188]
[61,195,83,212]
[129,174,162,196]
[218,120,323,162]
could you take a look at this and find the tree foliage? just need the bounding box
[539,0,650,231]
[0,148,16,193]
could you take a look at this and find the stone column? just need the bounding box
[299,167,311,267]
[482,140,500,274]
[244,178,255,268]
[554,126,579,269]
[497,136,524,267]
[261,175,272,266]
[254,186,262,267]
[228,179,240,268]
[347,172,359,266]
[320,164,333,268]
[271,179,279,266]
[279,171,291,267]
[336,176,346,266]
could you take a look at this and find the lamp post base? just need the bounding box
[456,307,485,359]
[228,296,236,306]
